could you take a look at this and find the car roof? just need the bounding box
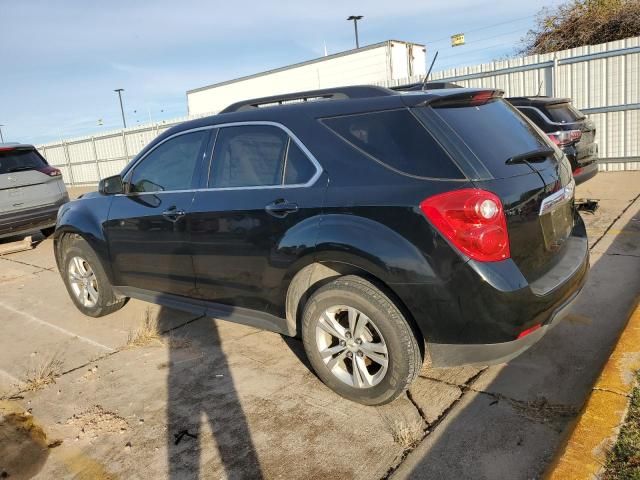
[171,85,503,135]
[507,96,571,107]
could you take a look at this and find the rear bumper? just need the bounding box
[572,160,599,185]
[392,215,590,367]
[0,197,67,239]
[426,268,587,367]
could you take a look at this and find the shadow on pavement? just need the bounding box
[157,307,263,479]
[397,205,640,479]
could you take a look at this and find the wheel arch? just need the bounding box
[285,260,426,354]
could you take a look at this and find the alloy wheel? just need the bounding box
[315,305,389,388]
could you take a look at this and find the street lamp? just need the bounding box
[114,89,127,128]
[347,15,363,49]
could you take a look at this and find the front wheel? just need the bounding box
[301,275,422,405]
[61,236,127,317]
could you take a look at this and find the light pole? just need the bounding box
[347,15,363,49]
[114,89,127,128]
[0,124,4,143]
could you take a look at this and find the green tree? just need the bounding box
[520,0,640,55]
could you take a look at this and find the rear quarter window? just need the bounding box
[322,109,464,179]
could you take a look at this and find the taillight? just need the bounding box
[420,189,510,262]
[37,166,62,177]
[547,130,582,147]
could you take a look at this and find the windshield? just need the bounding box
[543,103,586,123]
[0,149,48,174]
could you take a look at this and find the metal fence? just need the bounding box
[38,36,640,185]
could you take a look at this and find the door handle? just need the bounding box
[162,206,186,222]
[265,200,298,218]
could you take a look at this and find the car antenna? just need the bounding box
[536,80,543,96]
[422,51,439,91]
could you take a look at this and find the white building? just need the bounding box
[186,40,426,115]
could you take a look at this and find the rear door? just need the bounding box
[105,129,211,296]
[418,96,576,282]
[189,123,326,314]
[0,147,65,212]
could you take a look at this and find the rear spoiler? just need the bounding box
[419,89,505,108]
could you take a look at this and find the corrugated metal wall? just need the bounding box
[383,36,640,172]
[38,36,640,185]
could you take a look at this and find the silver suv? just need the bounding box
[0,143,69,239]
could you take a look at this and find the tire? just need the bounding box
[60,236,127,317]
[301,275,422,405]
[41,227,55,238]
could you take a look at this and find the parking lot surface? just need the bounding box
[1,172,639,479]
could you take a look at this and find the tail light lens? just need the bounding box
[547,130,582,147]
[420,189,510,262]
[37,166,62,177]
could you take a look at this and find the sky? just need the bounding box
[0,0,563,145]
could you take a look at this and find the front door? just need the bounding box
[189,123,326,314]
[106,129,211,296]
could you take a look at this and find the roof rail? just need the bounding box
[220,85,395,113]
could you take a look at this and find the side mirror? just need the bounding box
[99,175,124,195]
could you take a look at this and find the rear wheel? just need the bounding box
[61,236,127,317]
[301,275,422,405]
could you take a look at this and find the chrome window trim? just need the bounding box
[120,121,323,196]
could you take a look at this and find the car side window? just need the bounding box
[283,140,316,185]
[129,130,208,193]
[209,125,290,188]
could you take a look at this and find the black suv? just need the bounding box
[54,86,589,405]
[504,97,598,185]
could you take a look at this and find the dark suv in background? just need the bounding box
[54,86,589,405]
[508,96,598,184]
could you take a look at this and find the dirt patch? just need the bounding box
[66,405,128,440]
[0,401,53,479]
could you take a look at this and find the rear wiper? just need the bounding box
[6,166,35,173]
[506,147,555,165]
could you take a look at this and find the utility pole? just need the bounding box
[347,15,363,49]
[0,124,4,143]
[114,89,127,128]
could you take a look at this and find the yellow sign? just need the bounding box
[451,33,465,47]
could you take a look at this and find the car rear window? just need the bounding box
[430,98,551,178]
[0,149,47,175]
[322,109,464,179]
[542,103,585,123]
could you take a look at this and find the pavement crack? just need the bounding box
[0,256,55,272]
[380,368,487,480]
[605,252,640,259]
[592,386,631,398]
[590,191,640,251]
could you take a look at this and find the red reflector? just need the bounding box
[573,167,583,176]
[517,324,542,339]
[419,189,510,262]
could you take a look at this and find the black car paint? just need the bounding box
[54,88,589,366]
